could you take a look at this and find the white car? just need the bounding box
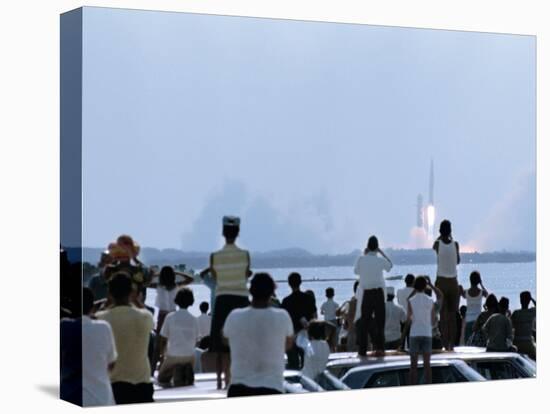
[340,359,485,389]
[325,347,536,381]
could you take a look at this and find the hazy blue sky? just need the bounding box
[81,7,535,253]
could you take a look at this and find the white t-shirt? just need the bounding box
[384,302,407,342]
[354,252,392,290]
[409,293,434,338]
[223,306,293,392]
[436,240,458,278]
[197,313,212,339]
[155,286,178,312]
[160,309,199,357]
[396,286,414,309]
[301,339,330,380]
[321,298,339,322]
[82,316,117,407]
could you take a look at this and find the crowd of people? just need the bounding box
[60,217,536,406]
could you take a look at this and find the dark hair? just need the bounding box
[198,335,211,351]
[288,272,302,289]
[108,272,133,301]
[199,301,209,313]
[174,287,194,308]
[470,271,481,286]
[439,220,452,238]
[498,297,510,313]
[485,294,498,312]
[405,274,415,287]
[325,287,335,298]
[159,266,176,291]
[353,280,359,293]
[250,272,276,301]
[425,288,432,297]
[222,225,239,241]
[520,291,532,308]
[308,321,326,341]
[414,276,427,291]
[305,290,315,299]
[83,287,95,315]
[367,236,379,252]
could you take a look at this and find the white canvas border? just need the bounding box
[0,0,546,413]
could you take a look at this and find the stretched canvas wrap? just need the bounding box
[60,6,536,407]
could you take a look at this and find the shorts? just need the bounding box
[410,336,432,355]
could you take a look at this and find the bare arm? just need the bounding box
[480,281,488,297]
[427,278,443,303]
[377,248,393,267]
[455,241,461,265]
[433,240,439,253]
[209,254,216,281]
[336,300,349,317]
[174,271,194,285]
[458,284,465,299]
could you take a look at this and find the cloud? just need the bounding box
[180,180,248,251]
[179,180,344,253]
[466,170,535,252]
[406,226,432,249]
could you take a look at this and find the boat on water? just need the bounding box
[385,274,404,281]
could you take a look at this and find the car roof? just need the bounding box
[327,349,523,369]
[346,358,467,371]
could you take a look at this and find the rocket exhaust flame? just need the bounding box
[427,204,435,240]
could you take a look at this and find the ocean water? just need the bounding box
[146,261,536,318]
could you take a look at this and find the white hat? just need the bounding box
[386,286,395,295]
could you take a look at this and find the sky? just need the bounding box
[80,7,535,254]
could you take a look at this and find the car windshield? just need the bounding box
[473,358,534,380]
[343,363,477,389]
[514,357,537,377]
[327,364,353,378]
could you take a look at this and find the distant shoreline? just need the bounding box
[75,247,535,269]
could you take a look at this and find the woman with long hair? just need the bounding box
[433,220,460,351]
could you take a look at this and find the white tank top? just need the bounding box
[436,240,458,278]
[465,290,483,322]
[409,293,434,337]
